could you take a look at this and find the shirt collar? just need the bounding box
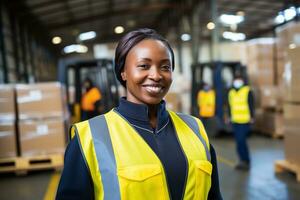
[116,97,169,129]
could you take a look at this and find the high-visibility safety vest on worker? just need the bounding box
[81,87,102,111]
[197,90,216,118]
[228,86,251,124]
[70,109,212,200]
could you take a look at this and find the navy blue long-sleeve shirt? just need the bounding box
[56,98,222,200]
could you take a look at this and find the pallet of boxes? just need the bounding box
[246,38,284,138]
[275,46,300,182]
[0,82,68,175]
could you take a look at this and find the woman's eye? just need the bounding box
[138,64,150,69]
[161,65,171,71]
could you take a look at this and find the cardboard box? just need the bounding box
[276,21,300,50]
[263,111,284,135]
[0,85,16,122]
[19,118,66,156]
[283,118,300,133]
[283,103,300,120]
[258,86,283,109]
[0,121,17,158]
[16,82,66,120]
[283,47,300,102]
[285,131,300,166]
[164,92,182,112]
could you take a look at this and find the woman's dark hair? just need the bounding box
[114,28,175,87]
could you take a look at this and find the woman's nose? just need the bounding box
[148,67,162,81]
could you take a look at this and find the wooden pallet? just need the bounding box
[0,154,64,175]
[275,160,300,182]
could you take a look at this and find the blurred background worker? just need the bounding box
[81,78,103,120]
[228,75,254,170]
[197,82,218,136]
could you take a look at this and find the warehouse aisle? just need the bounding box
[1,135,299,200]
[212,134,300,200]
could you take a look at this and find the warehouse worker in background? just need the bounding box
[228,75,254,170]
[197,82,217,136]
[56,28,223,200]
[81,78,103,120]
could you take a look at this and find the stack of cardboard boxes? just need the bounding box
[246,39,284,136]
[16,82,67,157]
[283,47,300,166]
[276,21,300,87]
[0,85,17,158]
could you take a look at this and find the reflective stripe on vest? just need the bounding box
[197,90,215,118]
[228,86,251,124]
[72,109,212,200]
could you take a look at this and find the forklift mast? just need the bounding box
[58,58,119,123]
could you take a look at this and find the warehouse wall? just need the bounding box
[0,3,57,84]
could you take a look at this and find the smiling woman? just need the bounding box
[56,28,223,200]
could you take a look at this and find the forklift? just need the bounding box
[191,61,248,136]
[58,58,119,123]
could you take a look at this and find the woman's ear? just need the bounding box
[121,71,127,81]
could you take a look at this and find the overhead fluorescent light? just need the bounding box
[223,31,246,41]
[181,33,191,41]
[274,7,299,24]
[63,44,88,54]
[207,22,215,30]
[284,6,297,21]
[220,14,244,25]
[78,31,97,41]
[114,26,124,34]
[274,13,285,24]
[52,36,62,44]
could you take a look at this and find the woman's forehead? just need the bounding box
[127,39,172,60]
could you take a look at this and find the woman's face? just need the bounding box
[121,39,173,105]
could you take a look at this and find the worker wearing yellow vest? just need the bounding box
[57,28,223,200]
[228,75,254,170]
[81,78,103,120]
[197,83,216,118]
[197,83,218,137]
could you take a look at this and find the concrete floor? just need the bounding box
[212,134,300,200]
[0,134,299,200]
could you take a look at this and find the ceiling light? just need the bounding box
[222,31,246,41]
[207,22,215,30]
[52,36,62,44]
[63,44,88,54]
[284,6,297,21]
[181,33,191,41]
[289,43,296,49]
[220,14,244,25]
[78,31,97,41]
[274,13,285,24]
[114,26,124,34]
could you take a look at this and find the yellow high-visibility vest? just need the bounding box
[70,109,212,200]
[197,90,216,118]
[228,86,251,124]
[81,87,102,111]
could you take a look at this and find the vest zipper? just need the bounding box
[153,128,173,200]
[174,129,189,200]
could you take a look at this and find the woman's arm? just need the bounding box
[207,144,223,200]
[56,135,94,200]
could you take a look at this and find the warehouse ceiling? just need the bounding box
[5,0,293,51]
